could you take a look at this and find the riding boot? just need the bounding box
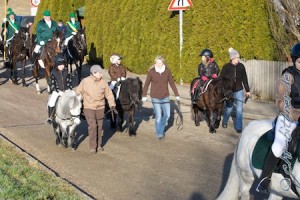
[256,150,279,193]
[32,52,39,64]
[5,47,10,62]
[46,106,54,125]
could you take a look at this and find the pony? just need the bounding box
[191,76,234,133]
[216,119,300,200]
[31,30,63,94]
[52,90,82,149]
[5,27,30,86]
[66,29,87,84]
[110,77,143,136]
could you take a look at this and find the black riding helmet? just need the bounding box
[291,43,300,64]
[54,53,66,68]
[199,48,213,58]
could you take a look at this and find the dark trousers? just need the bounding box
[84,108,105,151]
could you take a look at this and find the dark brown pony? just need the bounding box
[31,30,63,94]
[191,76,234,133]
[66,29,87,84]
[109,77,143,136]
[6,27,31,86]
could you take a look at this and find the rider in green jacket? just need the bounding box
[32,10,59,68]
[2,11,20,62]
[62,12,81,54]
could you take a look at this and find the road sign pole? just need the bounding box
[179,10,183,85]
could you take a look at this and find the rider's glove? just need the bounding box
[201,76,208,81]
[3,18,6,23]
[73,117,81,125]
[212,74,218,79]
[121,77,125,81]
[117,77,121,82]
[142,97,147,102]
[110,106,115,110]
[58,91,64,96]
[72,32,77,35]
[40,41,45,45]
[175,96,180,101]
[15,30,19,34]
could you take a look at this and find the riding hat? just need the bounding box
[69,13,76,18]
[7,8,13,12]
[90,65,103,74]
[8,11,15,17]
[43,10,51,17]
[54,53,66,67]
[110,53,123,64]
[199,49,213,58]
[291,43,300,64]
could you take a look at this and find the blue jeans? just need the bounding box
[223,89,244,131]
[151,97,170,138]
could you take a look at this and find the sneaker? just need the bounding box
[157,135,165,140]
[97,146,104,152]
[222,123,227,128]
[90,149,96,154]
[236,129,242,133]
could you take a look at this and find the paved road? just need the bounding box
[0,60,283,200]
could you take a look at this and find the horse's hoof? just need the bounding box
[195,122,200,126]
[37,91,41,95]
[71,148,76,152]
[22,83,27,87]
[210,130,216,134]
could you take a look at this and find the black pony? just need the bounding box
[110,77,143,136]
[66,29,87,84]
[191,76,234,133]
[6,27,31,86]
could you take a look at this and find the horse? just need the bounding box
[191,76,234,133]
[31,30,63,94]
[216,119,300,200]
[109,77,143,136]
[5,27,31,86]
[52,90,82,149]
[66,29,87,84]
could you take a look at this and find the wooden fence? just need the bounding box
[242,60,289,101]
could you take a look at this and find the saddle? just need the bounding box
[191,79,212,103]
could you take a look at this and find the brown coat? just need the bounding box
[276,72,300,121]
[142,67,179,99]
[76,75,115,110]
[108,64,127,81]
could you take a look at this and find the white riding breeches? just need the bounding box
[64,35,73,46]
[5,36,13,47]
[47,91,60,107]
[34,44,41,53]
[109,81,117,90]
[271,115,297,157]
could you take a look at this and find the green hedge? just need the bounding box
[35,0,278,84]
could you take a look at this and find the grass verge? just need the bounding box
[0,140,84,199]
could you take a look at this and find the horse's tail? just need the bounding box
[215,147,240,200]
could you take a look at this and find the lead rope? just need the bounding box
[175,100,183,131]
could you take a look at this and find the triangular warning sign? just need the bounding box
[168,0,193,11]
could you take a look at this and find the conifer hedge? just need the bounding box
[36,0,277,83]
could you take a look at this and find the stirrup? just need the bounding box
[256,177,270,194]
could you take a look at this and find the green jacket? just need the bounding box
[36,19,59,44]
[65,21,81,38]
[2,20,21,40]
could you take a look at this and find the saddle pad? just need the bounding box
[252,130,300,171]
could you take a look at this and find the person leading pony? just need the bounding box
[191,48,219,103]
[256,42,300,193]
[46,53,72,125]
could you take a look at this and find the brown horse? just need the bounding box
[6,27,31,86]
[31,31,63,94]
[66,29,87,84]
[191,76,234,133]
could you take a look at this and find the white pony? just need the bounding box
[216,119,300,200]
[52,90,82,149]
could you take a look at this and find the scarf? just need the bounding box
[154,64,166,74]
